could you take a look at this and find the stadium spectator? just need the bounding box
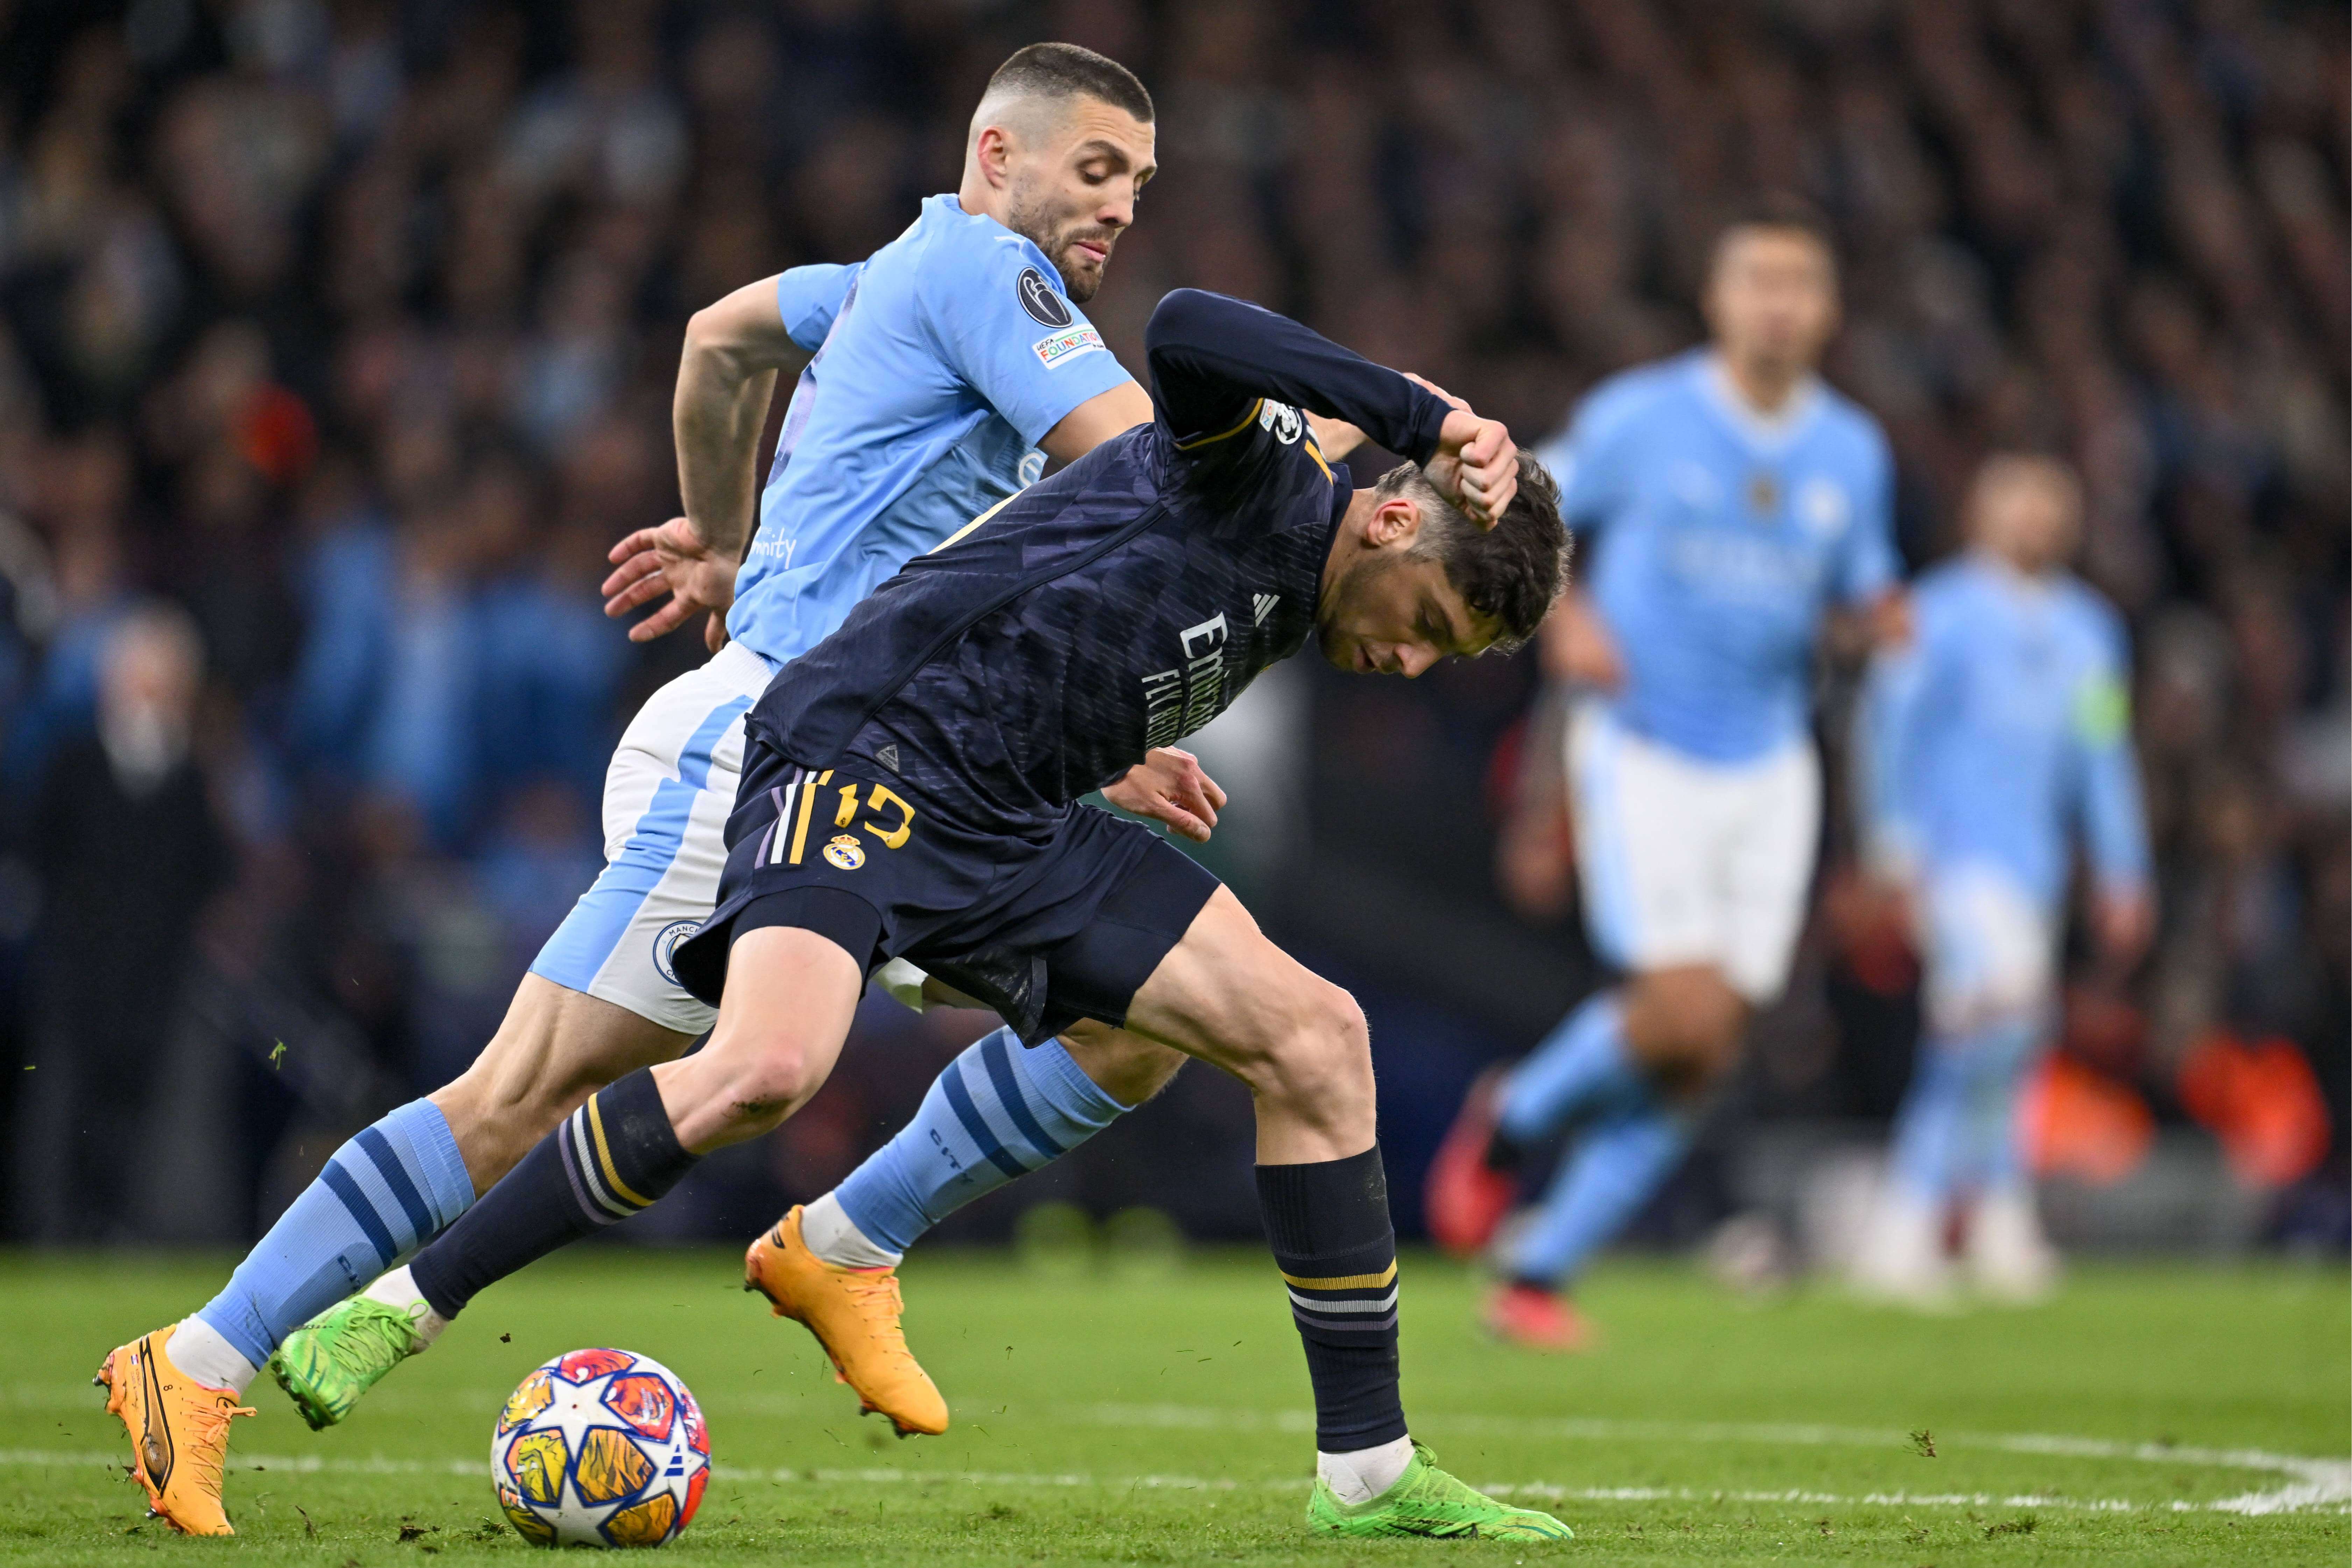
[14,603,232,1240]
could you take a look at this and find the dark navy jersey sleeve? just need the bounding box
[1145,289,1452,466]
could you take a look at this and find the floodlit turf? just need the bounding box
[2,1248,2343,1565]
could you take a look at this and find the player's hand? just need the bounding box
[1428,407,1518,527]
[1103,747,1227,843]
[603,517,737,650]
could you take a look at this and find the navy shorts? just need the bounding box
[670,738,1221,1045]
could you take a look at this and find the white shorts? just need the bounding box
[528,641,771,1036]
[1566,702,1821,1004]
[1916,861,2057,1034]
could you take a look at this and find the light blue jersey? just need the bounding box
[727,193,1132,666]
[1859,555,2151,908]
[1537,350,1898,763]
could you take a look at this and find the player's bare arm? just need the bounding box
[603,276,810,650]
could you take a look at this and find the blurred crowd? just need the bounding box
[0,0,2341,1247]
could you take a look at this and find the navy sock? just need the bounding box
[409,1069,696,1320]
[1257,1147,1407,1452]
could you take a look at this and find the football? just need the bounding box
[491,1348,711,1548]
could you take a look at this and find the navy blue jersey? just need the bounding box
[743,290,1453,832]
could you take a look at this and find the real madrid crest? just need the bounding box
[823,835,865,870]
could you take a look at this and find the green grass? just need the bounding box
[2,1248,2344,1564]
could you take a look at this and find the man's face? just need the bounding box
[1002,99,1156,302]
[1316,504,1498,677]
[1705,228,1839,374]
[1972,467,2081,573]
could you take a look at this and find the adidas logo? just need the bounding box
[875,744,899,773]
[1252,594,1280,625]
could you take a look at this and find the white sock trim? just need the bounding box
[170,1317,259,1395]
[1317,1433,1414,1504]
[800,1192,903,1270]
[363,1265,451,1348]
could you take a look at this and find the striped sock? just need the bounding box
[408,1069,695,1320]
[195,1098,473,1372]
[828,1028,1131,1258]
[1257,1146,1408,1453]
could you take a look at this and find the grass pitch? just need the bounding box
[1,1248,2343,1565]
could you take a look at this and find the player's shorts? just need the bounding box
[672,739,1221,1046]
[526,641,773,1036]
[1565,700,1820,1004]
[1915,860,2057,1034]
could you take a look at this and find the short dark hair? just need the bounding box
[1711,191,1836,270]
[1379,457,1570,652]
[986,42,1154,125]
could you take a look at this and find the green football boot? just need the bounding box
[1307,1441,1573,1541]
[268,1298,428,1430]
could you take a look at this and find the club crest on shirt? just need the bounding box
[1796,475,1849,539]
[823,835,866,871]
[1258,400,1303,445]
[651,919,700,985]
[1747,472,1779,515]
[1016,267,1072,327]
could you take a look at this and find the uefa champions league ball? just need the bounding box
[491,1349,711,1548]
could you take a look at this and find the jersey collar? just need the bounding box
[1695,350,1823,456]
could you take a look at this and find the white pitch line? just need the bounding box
[5,1447,2343,1516]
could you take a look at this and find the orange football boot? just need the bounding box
[1425,1067,1518,1257]
[744,1205,948,1436]
[1482,1282,1595,1353]
[94,1324,255,1535]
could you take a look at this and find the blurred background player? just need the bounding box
[1850,454,2153,1306]
[1425,198,1904,1350]
[95,43,1199,1537]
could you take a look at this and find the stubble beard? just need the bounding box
[1008,191,1112,303]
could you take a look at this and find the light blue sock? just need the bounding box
[1887,1040,1970,1204]
[1954,1017,2043,1195]
[835,1028,1130,1254]
[1506,1102,1691,1286]
[1498,991,1642,1144]
[197,1099,474,1367]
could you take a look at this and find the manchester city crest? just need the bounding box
[651,919,701,985]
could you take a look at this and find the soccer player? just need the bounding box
[1851,454,2152,1304]
[97,43,1217,1537]
[312,287,1575,1539]
[1424,197,1904,1349]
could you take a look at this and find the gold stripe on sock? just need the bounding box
[585,1095,653,1209]
[1279,1262,1397,1291]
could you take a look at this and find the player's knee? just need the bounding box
[1627,968,1747,1091]
[702,1034,828,1136]
[1248,982,1373,1124]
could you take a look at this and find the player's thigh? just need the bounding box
[1120,889,1371,1137]
[1566,703,1717,973]
[1712,739,1820,1006]
[433,975,695,1187]
[657,925,863,1152]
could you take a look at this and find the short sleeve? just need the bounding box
[918,231,1134,448]
[1556,377,1646,533]
[1834,423,1901,605]
[776,263,862,351]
